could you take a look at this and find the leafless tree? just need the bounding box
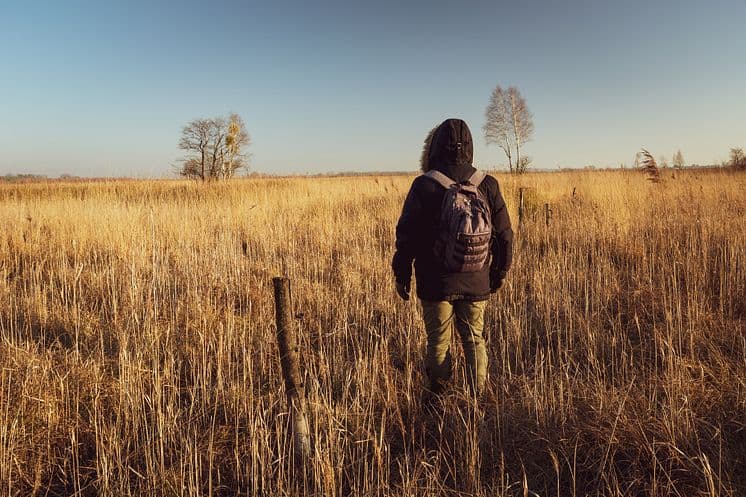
[673,149,685,169]
[516,156,532,173]
[206,116,228,179]
[178,118,211,180]
[483,85,534,173]
[177,114,250,180]
[730,147,745,170]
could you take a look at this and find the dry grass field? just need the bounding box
[0,169,744,496]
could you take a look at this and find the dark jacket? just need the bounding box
[392,118,513,302]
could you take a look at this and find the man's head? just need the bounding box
[421,118,474,172]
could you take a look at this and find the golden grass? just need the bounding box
[0,169,744,496]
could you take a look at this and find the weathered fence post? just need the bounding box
[518,188,525,227]
[272,277,312,461]
[544,203,553,227]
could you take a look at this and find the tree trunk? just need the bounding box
[502,142,513,173]
[200,148,205,181]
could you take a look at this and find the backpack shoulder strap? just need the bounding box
[424,170,456,189]
[467,170,487,187]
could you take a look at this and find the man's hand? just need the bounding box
[489,271,505,293]
[396,281,411,301]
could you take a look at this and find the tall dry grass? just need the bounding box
[0,169,744,496]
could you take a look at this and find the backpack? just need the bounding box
[424,169,492,273]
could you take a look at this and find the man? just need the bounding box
[392,118,513,396]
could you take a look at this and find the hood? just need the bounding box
[420,118,474,173]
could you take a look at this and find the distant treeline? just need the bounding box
[0,174,117,183]
[0,162,739,184]
[1,173,51,183]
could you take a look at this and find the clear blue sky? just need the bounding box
[1,0,744,177]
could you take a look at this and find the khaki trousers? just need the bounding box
[420,299,488,395]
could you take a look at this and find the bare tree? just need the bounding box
[177,114,250,180]
[673,149,685,169]
[729,147,745,169]
[178,119,211,180]
[483,85,534,173]
[516,156,532,173]
[207,116,228,179]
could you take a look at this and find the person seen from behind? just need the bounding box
[392,118,513,398]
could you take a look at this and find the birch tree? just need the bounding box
[483,85,534,173]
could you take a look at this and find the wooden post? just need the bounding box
[544,203,553,227]
[518,188,525,227]
[272,277,311,460]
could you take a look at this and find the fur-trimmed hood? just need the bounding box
[420,118,474,173]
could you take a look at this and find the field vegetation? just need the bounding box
[0,169,744,496]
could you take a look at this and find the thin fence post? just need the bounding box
[272,277,312,462]
[518,188,525,227]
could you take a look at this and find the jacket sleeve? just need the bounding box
[392,179,425,285]
[489,180,513,279]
